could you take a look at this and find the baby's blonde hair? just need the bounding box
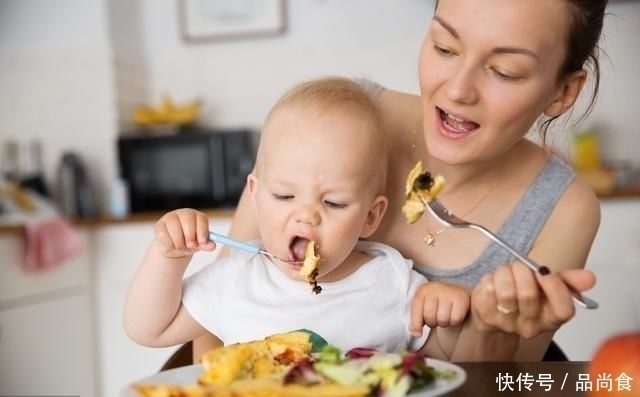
[259,76,388,195]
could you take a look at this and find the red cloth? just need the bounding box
[23,216,81,271]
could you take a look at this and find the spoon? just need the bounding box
[208,231,303,264]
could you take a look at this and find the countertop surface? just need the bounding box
[1,187,639,234]
[0,208,236,233]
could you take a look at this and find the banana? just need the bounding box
[132,95,201,126]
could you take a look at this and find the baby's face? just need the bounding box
[249,105,385,282]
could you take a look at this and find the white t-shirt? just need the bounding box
[182,240,429,353]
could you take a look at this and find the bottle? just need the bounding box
[572,129,601,171]
[1,140,19,183]
[108,177,130,219]
[19,140,49,196]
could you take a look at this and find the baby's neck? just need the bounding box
[318,249,372,282]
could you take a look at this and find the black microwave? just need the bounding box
[117,127,257,213]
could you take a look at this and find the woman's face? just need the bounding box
[418,0,571,165]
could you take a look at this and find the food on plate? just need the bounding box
[298,241,322,294]
[133,379,368,397]
[199,331,312,385]
[402,161,445,224]
[132,333,456,397]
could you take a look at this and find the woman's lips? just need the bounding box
[437,107,479,138]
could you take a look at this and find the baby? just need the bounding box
[124,77,470,355]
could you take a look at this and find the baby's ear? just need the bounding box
[544,69,587,117]
[360,195,389,238]
[247,173,259,211]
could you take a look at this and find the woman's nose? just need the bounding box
[445,64,479,105]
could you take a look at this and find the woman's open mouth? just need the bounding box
[437,107,479,137]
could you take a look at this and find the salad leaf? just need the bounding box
[283,345,449,397]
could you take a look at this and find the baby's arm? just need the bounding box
[410,281,470,333]
[409,281,471,359]
[413,281,519,360]
[123,209,215,347]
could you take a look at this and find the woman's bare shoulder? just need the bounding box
[535,173,601,270]
[556,176,601,233]
[375,87,422,140]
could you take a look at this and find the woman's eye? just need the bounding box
[324,200,347,209]
[492,68,520,81]
[273,193,293,201]
[433,44,455,57]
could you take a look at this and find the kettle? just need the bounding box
[56,152,96,218]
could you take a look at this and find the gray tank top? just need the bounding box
[414,155,575,288]
[354,78,576,289]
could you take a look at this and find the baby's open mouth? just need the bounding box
[289,236,311,262]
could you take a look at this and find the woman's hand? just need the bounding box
[154,208,216,259]
[470,262,596,338]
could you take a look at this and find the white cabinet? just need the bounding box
[554,199,640,360]
[94,218,230,397]
[0,294,96,396]
[0,231,97,397]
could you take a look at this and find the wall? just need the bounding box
[0,0,117,209]
[1,1,640,213]
[122,0,432,129]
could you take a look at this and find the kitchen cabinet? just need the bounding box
[0,231,97,397]
[554,199,640,360]
[0,295,96,396]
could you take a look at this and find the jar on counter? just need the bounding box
[108,178,130,219]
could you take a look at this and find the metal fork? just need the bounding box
[420,196,598,309]
[208,231,303,264]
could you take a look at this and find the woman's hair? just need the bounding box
[539,0,608,139]
[434,0,608,141]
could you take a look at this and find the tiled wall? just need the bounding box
[1,0,639,216]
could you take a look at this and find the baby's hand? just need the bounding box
[153,208,215,258]
[410,281,471,336]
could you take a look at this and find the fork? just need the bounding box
[420,196,599,309]
[208,231,302,264]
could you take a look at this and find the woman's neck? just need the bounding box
[423,140,525,194]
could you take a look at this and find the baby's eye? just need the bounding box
[273,193,294,201]
[324,200,347,209]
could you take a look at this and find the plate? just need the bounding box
[410,358,467,396]
[122,358,466,397]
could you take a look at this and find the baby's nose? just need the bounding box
[295,205,320,226]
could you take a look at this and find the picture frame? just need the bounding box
[178,0,286,42]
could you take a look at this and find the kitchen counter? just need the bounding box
[1,187,639,234]
[0,207,236,233]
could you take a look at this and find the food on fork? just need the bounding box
[402,161,445,224]
[299,241,322,294]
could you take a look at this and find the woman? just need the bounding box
[194,0,603,361]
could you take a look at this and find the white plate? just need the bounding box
[410,358,466,396]
[122,358,466,397]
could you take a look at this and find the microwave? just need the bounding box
[117,127,257,213]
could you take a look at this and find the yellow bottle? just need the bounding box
[572,129,601,171]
